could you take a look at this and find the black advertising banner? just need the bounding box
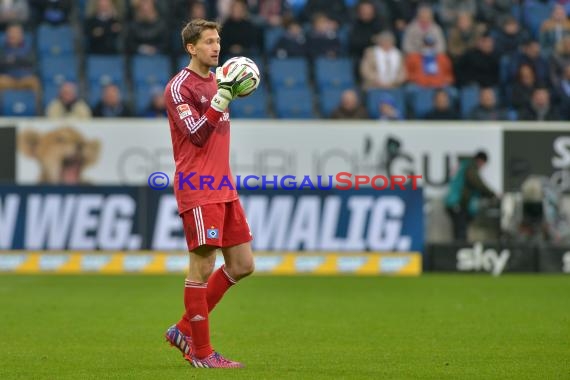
[538,245,570,273]
[504,130,570,192]
[0,127,16,182]
[426,242,536,274]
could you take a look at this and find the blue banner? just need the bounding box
[0,186,423,252]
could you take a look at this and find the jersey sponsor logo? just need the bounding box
[200,96,208,103]
[176,104,192,119]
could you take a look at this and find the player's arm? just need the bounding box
[165,88,219,147]
[167,67,256,147]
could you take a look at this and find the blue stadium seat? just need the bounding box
[460,85,480,118]
[523,2,554,38]
[366,88,405,119]
[314,57,354,92]
[273,87,315,119]
[268,57,309,90]
[42,83,59,108]
[2,90,37,116]
[264,27,284,54]
[86,55,125,87]
[411,87,436,118]
[499,55,511,85]
[37,24,74,57]
[319,88,346,117]
[132,55,171,86]
[230,89,269,118]
[178,55,189,70]
[39,56,78,86]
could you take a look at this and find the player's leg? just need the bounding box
[207,199,254,310]
[221,241,255,281]
[184,245,218,360]
[167,206,220,359]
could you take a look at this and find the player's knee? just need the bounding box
[229,259,255,281]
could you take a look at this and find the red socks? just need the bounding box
[182,280,211,359]
[175,265,237,350]
[207,264,237,310]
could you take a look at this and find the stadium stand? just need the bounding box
[0,0,567,120]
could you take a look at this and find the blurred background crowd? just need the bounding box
[0,0,570,120]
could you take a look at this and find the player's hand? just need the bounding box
[211,66,256,112]
[211,66,241,112]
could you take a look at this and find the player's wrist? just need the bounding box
[211,92,230,112]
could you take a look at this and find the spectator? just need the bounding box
[425,89,459,120]
[306,13,341,59]
[272,20,307,58]
[405,34,454,88]
[301,0,348,26]
[554,63,570,116]
[377,95,403,121]
[469,87,508,120]
[519,87,561,121]
[509,39,550,87]
[540,4,570,54]
[510,64,538,112]
[475,0,513,30]
[0,23,40,97]
[249,0,292,28]
[493,16,529,58]
[143,87,166,117]
[348,1,385,61]
[126,0,169,55]
[171,1,209,30]
[86,0,126,19]
[456,33,499,87]
[85,0,123,54]
[330,89,368,119]
[385,0,420,32]
[0,0,29,30]
[439,0,477,29]
[445,150,497,241]
[46,82,93,119]
[402,5,446,54]
[550,35,570,85]
[360,31,406,90]
[93,84,132,117]
[127,0,169,21]
[220,0,260,57]
[447,12,487,61]
[29,0,72,26]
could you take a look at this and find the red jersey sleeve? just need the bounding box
[164,79,224,147]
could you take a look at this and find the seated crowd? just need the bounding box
[0,0,569,120]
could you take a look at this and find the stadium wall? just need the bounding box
[0,119,569,276]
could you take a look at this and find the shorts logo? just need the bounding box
[207,227,219,239]
[176,104,192,119]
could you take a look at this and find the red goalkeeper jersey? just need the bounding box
[164,68,238,215]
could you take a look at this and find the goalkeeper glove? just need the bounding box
[210,66,257,112]
[211,66,240,112]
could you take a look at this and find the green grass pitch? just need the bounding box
[0,274,568,380]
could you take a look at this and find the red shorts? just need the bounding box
[181,199,253,251]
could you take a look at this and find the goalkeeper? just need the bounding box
[162,18,256,369]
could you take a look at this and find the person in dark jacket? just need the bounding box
[519,87,561,121]
[445,151,497,241]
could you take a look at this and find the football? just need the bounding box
[221,56,261,97]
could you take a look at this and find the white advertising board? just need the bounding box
[13,119,503,197]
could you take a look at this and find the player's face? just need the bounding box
[191,29,221,68]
